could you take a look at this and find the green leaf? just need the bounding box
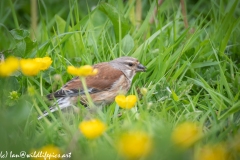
[0,24,16,50]
[189,76,231,111]
[133,3,155,38]
[171,90,179,102]
[13,40,26,57]
[98,3,130,41]
[132,22,172,57]
[55,15,67,34]
[170,61,188,83]
[24,37,37,56]
[121,34,134,54]
[219,100,240,120]
[10,29,29,40]
[191,61,219,69]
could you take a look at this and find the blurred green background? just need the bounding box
[0,0,240,160]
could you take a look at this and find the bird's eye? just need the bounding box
[128,63,133,67]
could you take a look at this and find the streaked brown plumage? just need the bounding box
[38,56,146,119]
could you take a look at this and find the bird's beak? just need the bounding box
[136,63,146,72]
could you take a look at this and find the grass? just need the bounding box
[0,0,240,159]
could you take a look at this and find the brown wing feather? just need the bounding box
[85,62,124,91]
[47,62,124,100]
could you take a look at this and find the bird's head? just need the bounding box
[109,56,146,80]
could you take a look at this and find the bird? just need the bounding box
[38,56,146,120]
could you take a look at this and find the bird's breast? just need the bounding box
[91,75,131,105]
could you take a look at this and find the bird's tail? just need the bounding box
[38,97,71,120]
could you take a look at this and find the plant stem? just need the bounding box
[32,97,51,125]
[103,133,115,147]
[40,73,43,96]
[31,0,38,40]
[80,77,94,107]
[9,0,19,29]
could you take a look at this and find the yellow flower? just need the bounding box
[31,145,61,160]
[0,56,19,77]
[117,131,152,159]
[196,144,227,160]
[67,65,98,77]
[20,59,41,76]
[20,57,52,76]
[115,95,137,109]
[79,119,106,139]
[171,122,202,148]
[35,57,52,70]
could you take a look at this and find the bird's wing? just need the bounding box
[47,62,124,100]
